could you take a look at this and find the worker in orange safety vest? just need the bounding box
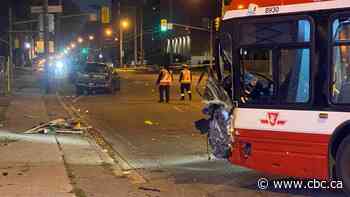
[179,64,192,101]
[156,65,173,103]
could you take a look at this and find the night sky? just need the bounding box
[72,0,111,11]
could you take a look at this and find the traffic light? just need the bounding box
[81,48,89,55]
[160,19,168,32]
[214,17,221,32]
[105,28,113,37]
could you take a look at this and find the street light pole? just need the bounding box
[134,7,137,65]
[169,0,173,66]
[118,2,123,67]
[7,7,13,95]
[56,0,62,52]
[120,28,124,67]
[43,0,50,94]
[140,7,144,66]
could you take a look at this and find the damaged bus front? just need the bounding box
[195,30,235,159]
[196,0,350,193]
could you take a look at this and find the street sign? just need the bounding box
[39,14,55,36]
[36,40,44,53]
[101,6,110,24]
[49,41,55,53]
[35,40,54,53]
[31,5,63,14]
[14,39,20,49]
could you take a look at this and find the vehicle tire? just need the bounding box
[336,135,350,194]
[114,80,121,91]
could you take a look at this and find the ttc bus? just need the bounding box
[216,0,350,193]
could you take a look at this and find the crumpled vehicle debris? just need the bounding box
[196,103,233,159]
[195,70,234,159]
[25,118,88,134]
[208,105,232,158]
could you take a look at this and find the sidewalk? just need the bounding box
[0,70,74,196]
[0,70,143,197]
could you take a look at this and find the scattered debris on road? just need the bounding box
[0,137,18,147]
[144,120,159,126]
[24,118,89,134]
[138,187,161,192]
[24,115,39,119]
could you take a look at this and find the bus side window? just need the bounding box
[332,18,350,104]
[279,48,310,103]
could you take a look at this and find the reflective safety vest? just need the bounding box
[181,69,191,84]
[160,69,172,86]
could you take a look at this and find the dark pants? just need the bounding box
[159,85,170,103]
[180,83,192,100]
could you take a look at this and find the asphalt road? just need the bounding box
[60,71,346,197]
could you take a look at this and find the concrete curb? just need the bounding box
[56,93,147,184]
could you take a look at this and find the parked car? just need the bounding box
[32,56,46,72]
[75,62,120,95]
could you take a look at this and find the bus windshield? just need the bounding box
[238,18,312,104]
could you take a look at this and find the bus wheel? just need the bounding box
[336,135,350,194]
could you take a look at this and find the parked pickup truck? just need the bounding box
[75,62,120,95]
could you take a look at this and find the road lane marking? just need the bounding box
[173,106,185,112]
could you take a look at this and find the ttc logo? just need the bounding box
[260,112,286,126]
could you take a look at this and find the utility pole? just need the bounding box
[134,7,137,66]
[140,7,144,66]
[56,0,62,52]
[7,7,13,95]
[118,2,123,67]
[43,0,50,94]
[169,0,173,66]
